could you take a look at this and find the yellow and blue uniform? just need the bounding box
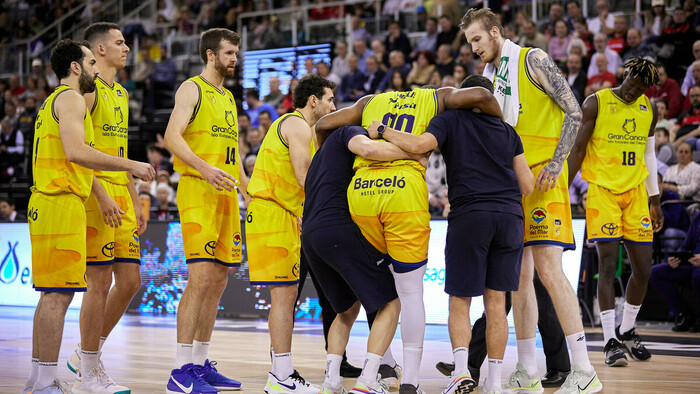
[347,89,437,271]
[84,77,140,264]
[176,76,242,266]
[583,88,654,244]
[29,85,94,291]
[246,111,313,284]
[512,47,574,249]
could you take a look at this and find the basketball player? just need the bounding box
[315,85,502,393]
[163,28,248,394]
[24,39,154,394]
[245,74,336,393]
[568,58,661,367]
[365,74,534,394]
[66,23,144,394]
[304,123,429,394]
[461,8,601,393]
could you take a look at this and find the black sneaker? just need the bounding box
[435,361,454,377]
[378,363,401,390]
[672,313,694,332]
[616,325,652,361]
[339,359,362,378]
[399,383,425,394]
[435,362,480,385]
[604,338,628,367]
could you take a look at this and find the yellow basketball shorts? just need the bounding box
[28,192,87,292]
[178,175,242,267]
[586,182,652,244]
[85,179,140,265]
[522,161,574,250]
[245,198,300,285]
[347,166,431,272]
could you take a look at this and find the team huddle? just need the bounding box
[25,7,663,394]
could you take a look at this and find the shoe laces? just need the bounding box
[186,365,212,386]
[559,367,587,391]
[290,370,310,387]
[52,379,70,393]
[628,330,644,347]
[97,360,114,384]
[506,366,529,386]
[201,360,219,375]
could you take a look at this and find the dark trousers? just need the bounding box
[468,273,571,372]
[297,249,335,348]
[649,263,700,315]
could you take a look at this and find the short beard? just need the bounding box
[482,35,500,64]
[215,55,235,78]
[79,68,96,94]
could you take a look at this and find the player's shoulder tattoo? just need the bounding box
[525,49,581,119]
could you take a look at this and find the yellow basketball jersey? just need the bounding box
[247,111,314,217]
[32,85,94,201]
[356,88,438,172]
[515,47,566,166]
[91,77,129,185]
[173,76,240,179]
[581,89,653,193]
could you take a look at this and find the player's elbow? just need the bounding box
[357,144,379,159]
[163,132,175,151]
[64,144,86,166]
[520,179,534,196]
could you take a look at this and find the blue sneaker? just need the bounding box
[167,363,220,394]
[193,360,242,391]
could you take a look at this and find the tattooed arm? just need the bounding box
[525,48,583,192]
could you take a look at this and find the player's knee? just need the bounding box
[597,262,617,282]
[393,268,425,296]
[633,262,651,282]
[338,301,361,324]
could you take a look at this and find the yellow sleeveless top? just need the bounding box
[356,88,438,172]
[32,85,94,201]
[173,76,240,179]
[247,111,315,217]
[91,77,129,184]
[582,89,653,193]
[515,47,566,166]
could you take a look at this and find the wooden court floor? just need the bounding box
[2,307,700,393]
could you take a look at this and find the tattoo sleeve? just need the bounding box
[526,49,583,174]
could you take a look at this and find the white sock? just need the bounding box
[98,337,107,351]
[80,349,99,373]
[619,302,641,333]
[176,343,193,368]
[381,346,396,366]
[324,353,343,386]
[359,352,382,385]
[272,352,293,380]
[394,266,427,386]
[516,338,537,376]
[566,331,593,372]
[35,362,57,389]
[600,309,616,343]
[402,346,422,386]
[487,359,503,390]
[26,358,39,387]
[192,340,210,366]
[453,347,468,373]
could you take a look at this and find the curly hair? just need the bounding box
[293,74,336,109]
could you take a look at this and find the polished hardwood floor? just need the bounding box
[1,307,700,393]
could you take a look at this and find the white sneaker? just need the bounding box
[441,369,477,394]
[23,379,34,393]
[264,370,320,393]
[67,344,81,373]
[377,363,402,390]
[320,380,347,394]
[348,380,390,394]
[553,364,602,394]
[32,379,70,394]
[72,367,131,393]
[503,363,543,393]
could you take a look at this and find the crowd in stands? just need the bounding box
[2,0,700,322]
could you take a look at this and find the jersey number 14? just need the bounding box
[225,146,236,165]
